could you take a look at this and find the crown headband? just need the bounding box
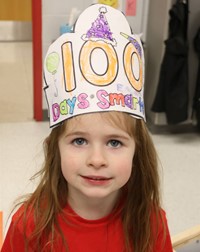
[44,4,145,128]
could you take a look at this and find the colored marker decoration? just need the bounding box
[82,7,116,46]
[46,52,60,96]
[120,32,142,57]
[46,52,60,75]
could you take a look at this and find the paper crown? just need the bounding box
[44,4,145,128]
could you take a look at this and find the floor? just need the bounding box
[0,42,200,247]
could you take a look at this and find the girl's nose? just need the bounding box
[86,146,108,169]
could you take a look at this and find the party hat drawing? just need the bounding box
[82,7,117,46]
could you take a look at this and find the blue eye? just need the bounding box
[72,138,87,146]
[108,140,122,148]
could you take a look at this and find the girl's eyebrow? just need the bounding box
[65,131,131,140]
[105,134,131,140]
[64,131,89,138]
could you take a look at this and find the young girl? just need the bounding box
[1,4,173,252]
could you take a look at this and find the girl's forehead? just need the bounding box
[65,113,113,129]
[63,112,136,135]
[66,112,122,125]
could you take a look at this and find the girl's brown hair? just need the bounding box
[14,112,163,252]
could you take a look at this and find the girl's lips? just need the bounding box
[80,175,112,185]
[81,175,112,181]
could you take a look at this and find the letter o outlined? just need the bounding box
[123,42,143,91]
[79,40,118,86]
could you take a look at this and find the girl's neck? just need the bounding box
[68,193,120,220]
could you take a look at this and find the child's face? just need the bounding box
[58,113,135,205]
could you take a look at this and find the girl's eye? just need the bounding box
[72,138,87,146]
[108,140,122,148]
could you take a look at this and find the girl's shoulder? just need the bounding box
[12,204,25,220]
[153,208,173,251]
[1,204,37,251]
[150,207,170,239]
[11,203,35,237]
[12,203,33,219]
[151,207,168,223]
[159,208,170,227]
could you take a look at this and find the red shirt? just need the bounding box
[1,204,173,252]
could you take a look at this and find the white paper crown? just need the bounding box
[44,4,145,128]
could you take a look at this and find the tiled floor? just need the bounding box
[0,42,200,247]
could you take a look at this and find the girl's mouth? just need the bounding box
[81,175,112,185]
[82,176,111,180]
